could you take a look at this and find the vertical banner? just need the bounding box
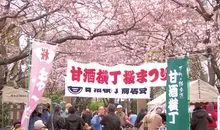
[21,41,56,130]
[166,56,189,130]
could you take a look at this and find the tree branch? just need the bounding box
[20,8,61,24]
[0,2,30,22]
[171,0,214,21]
[0,52,28,65]
[76,19,92,35]
[52,35,86,43]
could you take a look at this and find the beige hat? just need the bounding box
[34,120,46,129]
[66,103,72,110]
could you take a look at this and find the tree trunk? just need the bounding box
[109,98,115,104]
[211,54,220,81]
[208,61,216,86]
[137,99,146,114]
[0,40,8,89]
[102,98,108,107]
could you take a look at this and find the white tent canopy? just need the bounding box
[1,86,51,104]
[148,79,219,108]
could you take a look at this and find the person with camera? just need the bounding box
[91,106,105,130]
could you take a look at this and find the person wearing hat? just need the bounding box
[34,120,47,130]
[115,105,129,128]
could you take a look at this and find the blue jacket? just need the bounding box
[91,115,102,130]
[129,114,138,130]
[41,111,50,124]
[28,116,41,130]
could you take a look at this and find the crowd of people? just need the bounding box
[10,102,218,130]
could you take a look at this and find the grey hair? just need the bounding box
[54,104,62,113]
[108,104,116,112]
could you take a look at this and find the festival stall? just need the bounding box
[2,86,51,104]
[1,86,51,124]
[148,79,219,111]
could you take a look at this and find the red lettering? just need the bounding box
[136,69,147,83]
[110,71,121,85]
[41,48,49,61]
[83,69,96,83]
[96,70,109,84]
[160,68,168,81]
[70,66,82,82]
[123,70,135,84]
[149,68,159,82]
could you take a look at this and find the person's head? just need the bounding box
[194,103,202,109]
[86,108,90,112]
[34,120,46,130]
[44,103,50,112]
[54,104,62,113]
[66,103,72,110]
[108,104,116,113]
[97,106,105,115]
[75,105,79,111]
[141,108,148,114]
[206,103,214,111]
[36,105,43,117]
[68,106,76,114]
[155,107,163,114]
[31,110,38,117]
[116,105,123,112]
[93,111,98,117]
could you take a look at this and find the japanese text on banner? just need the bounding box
[66,60,168,88]
[65,60,167,99]
[166,57,189,130]
[21,41,56,130]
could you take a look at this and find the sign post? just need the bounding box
[166,56,190,130]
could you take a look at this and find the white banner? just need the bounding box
[65,60,167,99]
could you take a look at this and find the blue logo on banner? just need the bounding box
[67,86,83,95]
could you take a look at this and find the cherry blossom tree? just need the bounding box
[0,0,149,88]
[1,0,220,93]
[46,0,220,97]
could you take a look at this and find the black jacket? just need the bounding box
[46,112,65,130]
[191,108,213,130]
[100,112,121,130]
[134,111,146,127]
[66,113,85,130]
[82,111,92,126]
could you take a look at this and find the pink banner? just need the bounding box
[21,41,56,130]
